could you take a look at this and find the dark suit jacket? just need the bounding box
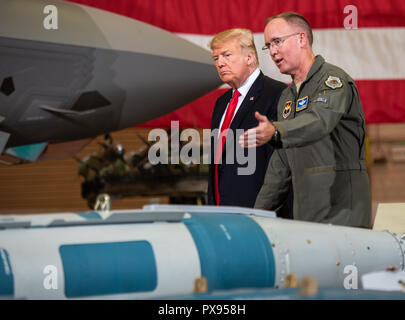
[208,71,291,213]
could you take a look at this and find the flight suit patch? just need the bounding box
[296,96,308,112]
[314,97,327,103]
[282,101,292,119]
[325,76,343,89]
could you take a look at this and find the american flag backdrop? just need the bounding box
[67,0,405,128]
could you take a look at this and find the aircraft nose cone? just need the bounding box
[0,0,222,147]
[75,4,221,126]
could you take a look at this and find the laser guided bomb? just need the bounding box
[0,205,404,299]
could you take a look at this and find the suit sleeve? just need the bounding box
[207,96,225,205]
[254,148,292,212]
[274,79,353,148]
[207,164,215,205]
[266,80,287,122]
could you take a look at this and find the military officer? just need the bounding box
[239,12,371,228]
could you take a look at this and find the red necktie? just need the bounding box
[214,89,241,205]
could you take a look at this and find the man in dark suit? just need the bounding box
[207,28,292,215]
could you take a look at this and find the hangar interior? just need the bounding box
[0,0,404,302]
[1,123,405,229]
[1,0,404,226]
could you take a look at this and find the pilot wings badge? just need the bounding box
[325,76,343,89]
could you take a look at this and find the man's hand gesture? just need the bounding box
[239,112,276,148]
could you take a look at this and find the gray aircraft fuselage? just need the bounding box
[0,0,221,161]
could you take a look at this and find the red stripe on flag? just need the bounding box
[137,88,228,129]
[64,1,405,126]
[67,0,405,33]
[357,79,405,124]
[138,79,405,128]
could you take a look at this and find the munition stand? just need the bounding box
[77,133,208,209]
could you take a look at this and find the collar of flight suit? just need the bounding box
[274,55,326,140]
[290,55,325,94]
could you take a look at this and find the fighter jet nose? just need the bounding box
[0,0,216,66]
[0,0,221,150]
[84,9,222,128]
[81,1,224,126]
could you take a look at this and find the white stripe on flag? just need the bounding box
[178,27,405,81]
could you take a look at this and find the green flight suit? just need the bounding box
[255,55,371,228]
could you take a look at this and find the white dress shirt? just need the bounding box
[218,67,261,130]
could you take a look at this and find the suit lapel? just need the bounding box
[229,72,264,131]
[220,72,265,158]
[212,89,233,130]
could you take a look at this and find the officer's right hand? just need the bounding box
[238,112,276,148]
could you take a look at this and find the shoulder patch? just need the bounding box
[296,96,308,112]
[325,76,343,89]
[282,101,292,119]
[314,97,327,103]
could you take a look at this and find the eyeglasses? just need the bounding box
[262,32,300,51]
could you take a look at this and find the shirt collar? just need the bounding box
[234,68,260,97]
[305,55,325,83]
[290,55,324,93]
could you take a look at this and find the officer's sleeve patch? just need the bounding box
[296,96,308,112]
[282,101,292,118]
[325,75,343,89]
[314,97,327,103]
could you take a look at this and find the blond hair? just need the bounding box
[209,28,259,66]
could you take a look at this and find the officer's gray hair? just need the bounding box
[266,12,313,46]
